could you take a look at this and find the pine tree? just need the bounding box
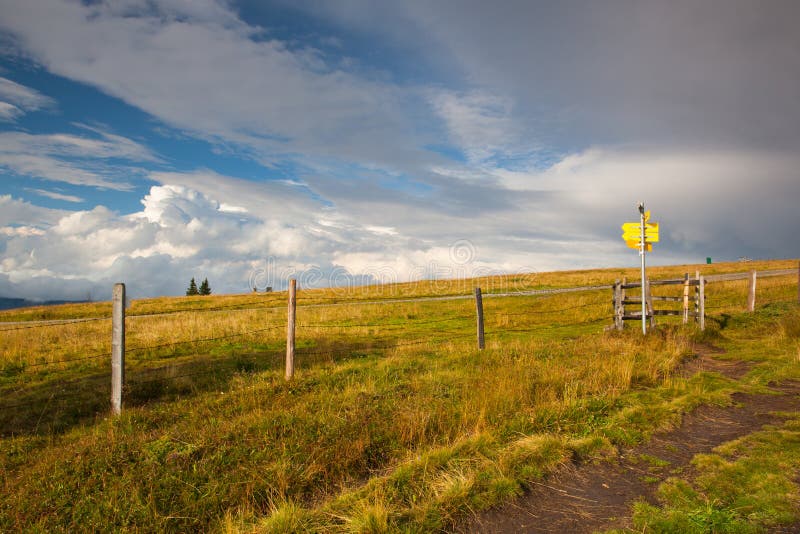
[186,277,198,296]
[199,278,211,296]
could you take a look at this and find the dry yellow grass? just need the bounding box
[0,260,797,532]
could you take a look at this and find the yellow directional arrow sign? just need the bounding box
[621,222,659,233]
[621,222,658,232]
[622,233,659,243]
[621,222,659,243]
[625,239,652,251]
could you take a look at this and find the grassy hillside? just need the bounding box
[1,258,795,323]
[0,260,798,532]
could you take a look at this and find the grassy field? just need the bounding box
[617,303,800,533]
[0,260,798,532]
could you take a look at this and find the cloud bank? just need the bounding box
[0,0,798,301]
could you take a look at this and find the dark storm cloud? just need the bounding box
[299,0,800,150]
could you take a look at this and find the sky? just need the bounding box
[0,0,798,301]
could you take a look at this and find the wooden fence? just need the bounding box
[2,264,798,418]
[612,275,705,330]
[611,267,798,331]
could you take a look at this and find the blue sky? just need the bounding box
[0,0,798,301]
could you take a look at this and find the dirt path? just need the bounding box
[459,349,800,533]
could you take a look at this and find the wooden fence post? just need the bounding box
[694,271,701,326]
[474,287,485,349]
[612,281,616,309]
[746,269,757,312]
[613,280,623,330]
[682,273,690,324]
[111,283,125,415]
[699,276,706,331]
[286,279,296,380]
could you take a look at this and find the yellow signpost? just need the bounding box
[621,222,659,243]
[622,204,659,334]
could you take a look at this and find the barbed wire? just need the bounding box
[2,349,111,370]
[0,301,287,332]
[2,324,287,373]
[126,324,287,357]
[297,331,476,356]
[0,315,109,333]
[107,332,478,385]
[497,300,608,317]
[127,301,285,319]
[296,314,474,330]
[498,316,610,334]
[292,287,558,302]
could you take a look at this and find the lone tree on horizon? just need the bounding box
[186,277,198,296]
[199,278,212,296]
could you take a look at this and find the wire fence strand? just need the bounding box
[0,316,109,333]
[126,324,287,357]
[2,268,796,426]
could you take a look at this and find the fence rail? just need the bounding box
[704,268,796,282]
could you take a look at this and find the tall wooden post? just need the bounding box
[698,276,706,331]
[286,279,296,380]
[746,270,757,312]
[474,287,485,349]
[111,283,125,415]
[613,280,622,331]
[682,273,690,324]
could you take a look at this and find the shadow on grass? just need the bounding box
[0,350,288,437]
[0,337,415,437]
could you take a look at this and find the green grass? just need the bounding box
[627,415,800,533]
[606,298,800,534]
[0,261,798,532]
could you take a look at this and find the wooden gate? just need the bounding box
[612,274,705,331]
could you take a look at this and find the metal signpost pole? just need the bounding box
[639,203,647,335]
[621,205,658,334]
